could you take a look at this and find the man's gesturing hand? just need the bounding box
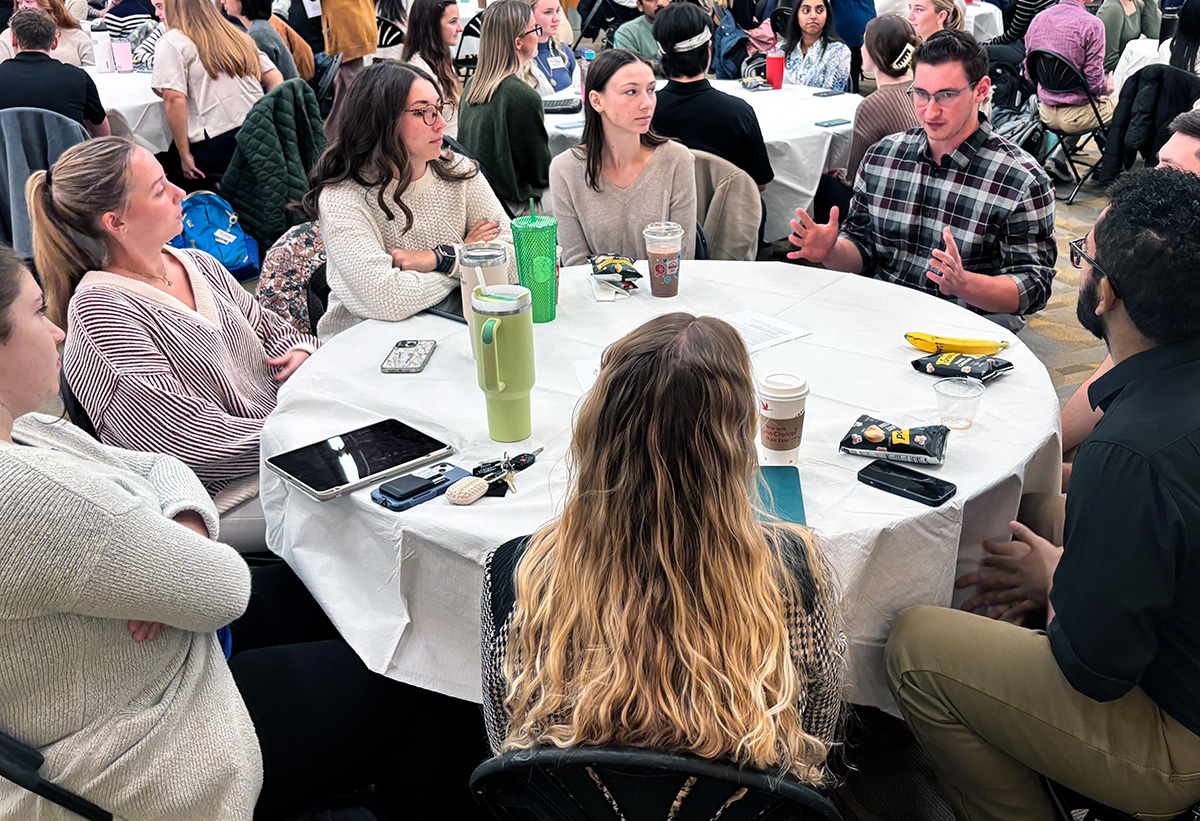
[787,206,840,264]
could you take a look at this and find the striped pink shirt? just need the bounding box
[63,247,318,500]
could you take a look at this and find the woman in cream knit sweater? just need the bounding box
[301,60,519,339]
[0,244,260,819]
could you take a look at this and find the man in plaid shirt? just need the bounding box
[788,30,1056,331]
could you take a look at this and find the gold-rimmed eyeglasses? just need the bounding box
[407,101,457,126]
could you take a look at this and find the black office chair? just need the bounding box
[312,51,343,119]
[456,13,484,82]
[306,262,330,330]
[1045,777,1200,821]
[471,746,842,821]
[0,730,111,820]
[59,370,99,440]
[1026,49,1112,205]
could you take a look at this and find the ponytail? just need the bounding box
[25,136,138,330]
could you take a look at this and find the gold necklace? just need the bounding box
[109,264,172,287]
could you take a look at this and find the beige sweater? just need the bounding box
[549,138,697,266]
[0,415,259,820]
[0,27,94,66]
[317,153,519,339]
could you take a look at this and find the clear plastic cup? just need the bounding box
[643,221,685,297]
[933,377,985,430]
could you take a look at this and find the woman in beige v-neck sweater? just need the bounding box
[549,48,697,266]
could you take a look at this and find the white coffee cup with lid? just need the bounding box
[757,372,809,466]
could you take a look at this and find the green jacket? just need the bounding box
[458,74,551,204]
[223,78,326,252]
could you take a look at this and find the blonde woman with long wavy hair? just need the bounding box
[481,313,844,784]
[152,0,283,186]
[458,0,550,212]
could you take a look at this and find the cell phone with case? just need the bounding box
[814,90,844,97]
[815,118,852,127]
[371,462,470,511]
[381,340,436,373]
[856,460,956,507]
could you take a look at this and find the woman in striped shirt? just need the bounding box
[27,136,318,551]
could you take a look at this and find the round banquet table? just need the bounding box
[260,261,1061,714]
[544,81,863,241]
[85,67,172,154]
[873,0,1003,41]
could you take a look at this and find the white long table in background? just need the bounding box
[86,67,172,153]
[545,81,862,240]
[874,0,1004,41]
[261,261,1062,714]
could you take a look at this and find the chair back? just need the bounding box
[0,108,88,257]
[60,370,99,440]
[690,149,761,261]
[313,51,343,118]
[257,220,326,334]
[1026,49,1108,137]
[307,262,330,330]
[456,13,484,80]
[471,746,841,821]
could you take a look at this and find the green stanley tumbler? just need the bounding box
[472,284,535,442]
[510,214,557,323]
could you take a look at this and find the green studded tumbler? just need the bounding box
[510,214,558,323]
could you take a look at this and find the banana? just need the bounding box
[905,332,1010,356]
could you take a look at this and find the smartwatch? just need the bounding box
[433,244,457,274]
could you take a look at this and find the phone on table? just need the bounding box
[815,118,853,128]
[814,90,844,97]
[856,460,957,507]
[381,340,436,373]
[371,462,470,511]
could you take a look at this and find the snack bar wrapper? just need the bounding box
[589,254,641,285]
[912,352,1014,382]
[839,414,950,465]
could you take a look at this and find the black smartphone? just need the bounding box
[814,90,844,97]
[856,460,957,507]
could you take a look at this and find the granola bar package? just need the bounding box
[911,352,1014,382]
[839,414,950,465]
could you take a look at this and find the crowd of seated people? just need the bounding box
[0,0,91,63]
[9,0,1200,818]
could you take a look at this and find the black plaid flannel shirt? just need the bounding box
[840,119,1057,317]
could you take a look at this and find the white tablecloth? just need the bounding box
[1112,37,1163,98]
[86,67,172,154]
[545,81,862,240]
[873,0,1003,42]
[260,261,1062,713]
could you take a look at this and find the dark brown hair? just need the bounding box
[864,14,920,79]
[574,49,668,192]
[0,244,25,342]
[299,61,477,229]
[403,0,462,102]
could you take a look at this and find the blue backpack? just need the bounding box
[169,191,261,281]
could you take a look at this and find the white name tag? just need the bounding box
[547,55,566,70]
[213,228,238,245]
[302,0,320,18]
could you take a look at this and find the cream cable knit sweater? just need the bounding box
[317,154,520,340]
[0,415,260,820]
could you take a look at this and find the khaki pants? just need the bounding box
[1040,98,1115,134]
[885,606,1200,820]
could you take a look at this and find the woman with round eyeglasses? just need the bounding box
[0,0,93,64]
[458,0,552,215]
[403,0,465,136]
[301,60,518,339]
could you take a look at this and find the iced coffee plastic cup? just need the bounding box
[757,372,809,466]
[643,221,685,297]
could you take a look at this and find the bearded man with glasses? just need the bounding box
[787,30,1055,332]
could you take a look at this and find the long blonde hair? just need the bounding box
[502,313,840,783]
[163,0,261,80]
[25,137,139,330]
[462,0,536,105]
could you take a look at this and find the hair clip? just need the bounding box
[891,42,916,72]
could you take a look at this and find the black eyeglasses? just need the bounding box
[906,80,979,106]
[521,23,544,38]
[407,101,456,126]
[1069,237,1121,299]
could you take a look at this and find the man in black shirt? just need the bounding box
[885,167,1200,819]
[650,2,774,190]
[0,9,109,136]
